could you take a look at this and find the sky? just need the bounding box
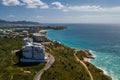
[0,0,120,23]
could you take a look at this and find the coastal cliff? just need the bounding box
[41,37,112,80]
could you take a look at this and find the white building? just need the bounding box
[23,38,33,45]
[22,30,28,36]
[0,29,6,35]
[21,38,46,62]
[6,29,13,34]
[32,33,44,42]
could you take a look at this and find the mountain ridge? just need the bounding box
[0,19,40,26]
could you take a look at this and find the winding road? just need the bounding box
[33,53,55,80]
[74,50,94,80]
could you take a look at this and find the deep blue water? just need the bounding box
[46,24,120,80]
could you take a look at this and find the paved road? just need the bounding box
[33,53,55,80]
[74,50,94,80]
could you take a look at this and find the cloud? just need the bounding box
[105,6,120,12]
[51,1,120,13]
[36,16,43,18]
[51,2,65,9]
[69,6,120,12]
[44,14,120,23]
[7,14,16,18]
[1,0,120,13]
[51,2,103,12]
[2,0,20,6]
[67,5,104,12]
[21,0,49,9]
[76,14,120,23]
[67,6,120,13]
[1,0,49,9]
[51,2,68,12]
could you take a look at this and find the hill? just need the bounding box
[0,19,40,27]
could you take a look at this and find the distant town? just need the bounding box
[0,25,67,37]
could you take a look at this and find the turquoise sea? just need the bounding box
[45,24,120,80]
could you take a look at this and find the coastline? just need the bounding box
[45,34,112,80]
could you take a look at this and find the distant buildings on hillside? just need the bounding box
[0,29,12,35]
[0,27,46,39]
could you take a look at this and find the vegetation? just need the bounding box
[40,38,111,80]
[0,37,45,80]
[76,50,87,60]
[0,36,111,80]
[42,44,91,80]
[76,51,112,80]
[85,62,112,80]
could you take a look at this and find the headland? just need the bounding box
[0,25,112,80]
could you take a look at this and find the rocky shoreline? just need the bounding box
[81,50,95,62]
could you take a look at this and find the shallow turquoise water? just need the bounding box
[46,24,120,80]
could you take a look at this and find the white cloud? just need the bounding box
[51,2,68,12]
[76,14,120,23]
[2,0,20,6]
[36,16,43,18]
[51,2,120,13]
[105,6,120,12]
[67,5,104,12]
[51,2,65,9]
[21,0,49,9]
[7,14,16,18]
[44,14,120,23]
[67,6,120,13]
[1,0,120,14]
[51,2,104,12]
[1,0,49,9]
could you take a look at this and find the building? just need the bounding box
[29,27,40,33]
[22,30,28,36]
[23,38,33,45]
[21,38,46,62]
[6,29,13,34]
[0,29,6,35]
[32,33,44,42]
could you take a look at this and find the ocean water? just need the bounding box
[46,24,120,80]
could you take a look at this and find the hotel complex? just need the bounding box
[21,37,46,62]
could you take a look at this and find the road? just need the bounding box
[74,50,94,80]
[33,53,55,80]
